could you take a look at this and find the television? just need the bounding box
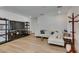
[15,22,25,30]
[10,21,25,30]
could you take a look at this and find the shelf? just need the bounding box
[25,25,30,26]
[9,29,29,32]
[26,22,29,23]
[0,24,8,25]
[25,27,30,28]
[9,30,16,32]
[0,34,6,36]
[0,29,9,30]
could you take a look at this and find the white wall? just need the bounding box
[30,18,38,33]
[34,13,67,36]
[0,9,30,22]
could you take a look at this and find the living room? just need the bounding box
[0,6,79,53]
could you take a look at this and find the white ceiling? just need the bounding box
[1,6,72,18]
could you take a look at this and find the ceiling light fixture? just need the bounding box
[58,10,61,14]
[29,16,32,18]
[57,6,62,14]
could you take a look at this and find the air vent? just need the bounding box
[57,6,62,8]
[40,13,44,16]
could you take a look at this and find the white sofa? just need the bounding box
[35,30,50,38]
[48,32,64,46]
[35,30,64,46]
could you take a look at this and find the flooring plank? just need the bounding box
[0,34,65,53]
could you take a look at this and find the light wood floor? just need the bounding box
[0,34,66,53]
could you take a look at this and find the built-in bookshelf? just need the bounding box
[25,22,30,35]
[8,21,30,41]
[0,17,30,44]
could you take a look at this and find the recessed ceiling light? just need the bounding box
[29,16,32,18]
[58,10,61,14]
[57,6,62,14]
[57,6,62,8]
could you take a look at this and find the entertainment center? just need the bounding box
[0,17,30,44]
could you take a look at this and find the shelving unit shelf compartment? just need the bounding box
[0,18,8,44]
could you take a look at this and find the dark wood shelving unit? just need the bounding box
[8,20,30,41]
[25,22,30,35]
[0,17,30,44]
[0,18,8,44]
